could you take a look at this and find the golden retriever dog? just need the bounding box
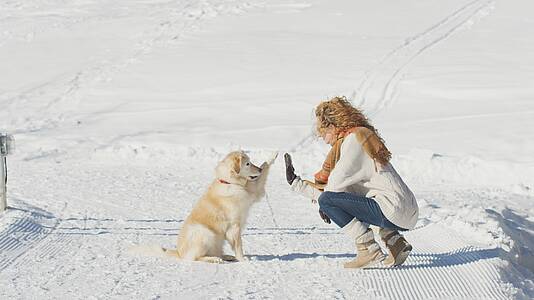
[163,150,277,263]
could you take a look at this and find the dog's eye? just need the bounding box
[246,162,250,166]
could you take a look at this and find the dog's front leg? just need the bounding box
[258,161,271,183]
[226,224,246,261]
[250,152,277,188]
[252,159,274,198]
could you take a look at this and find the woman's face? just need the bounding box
[319,124,337,145]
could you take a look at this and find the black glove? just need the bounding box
[284,153,297,185]
[319,210,331,224]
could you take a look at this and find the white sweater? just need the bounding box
[290,133,419,230]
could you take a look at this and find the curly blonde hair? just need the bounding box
[315,96,391,164]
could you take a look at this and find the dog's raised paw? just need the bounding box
[266,151,279,165]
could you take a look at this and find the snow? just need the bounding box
[1,0,533,299]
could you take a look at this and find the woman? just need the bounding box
[284,96,418,268]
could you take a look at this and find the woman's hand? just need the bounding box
[284,153,297,185]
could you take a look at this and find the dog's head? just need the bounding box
[216,151,262,185]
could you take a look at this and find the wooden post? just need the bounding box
[0,157,5,212]
[0,134,13,212]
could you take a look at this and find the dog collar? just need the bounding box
[218,179,231,184]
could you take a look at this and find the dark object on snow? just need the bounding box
[284,153,297,185]
[319,210,331,224]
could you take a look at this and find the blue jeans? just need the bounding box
[318,191,406,231]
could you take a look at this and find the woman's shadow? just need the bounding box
[251,247,503,269]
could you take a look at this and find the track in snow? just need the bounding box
[288,0,495,153]
[0,199,515,299]
[0,159,523,298]
[351,0,495,115]
[0,0,263,134]
[0,205,61,272]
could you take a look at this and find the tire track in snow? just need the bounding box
[223,222,513,298]
[0,202,78,275]
[0,205,181,273]
[0,185,519,298]
[359,224,511,299]
[350,0,495,116]
[0,213,186,296]
[0,210,59,271]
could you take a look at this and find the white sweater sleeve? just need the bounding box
[324,134,371,193]
[289,176,322,202]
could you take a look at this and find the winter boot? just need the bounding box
[379,228,412,267]
[344,228,385,269]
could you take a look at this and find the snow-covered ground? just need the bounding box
[1,0,533,298]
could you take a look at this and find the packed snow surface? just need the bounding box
[1,0,533,299]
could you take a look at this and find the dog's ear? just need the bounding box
[232,154,242,174]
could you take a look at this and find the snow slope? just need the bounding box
[1,0,533,299]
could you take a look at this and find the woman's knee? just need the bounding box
[318,191,335,209]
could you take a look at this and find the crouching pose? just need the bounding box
[285,96,418,268]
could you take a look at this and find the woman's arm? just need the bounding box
[324,134,372,192]
[289,176,322,203]
[284,153,322,203]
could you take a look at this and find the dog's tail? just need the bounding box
[127,245,181,259]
